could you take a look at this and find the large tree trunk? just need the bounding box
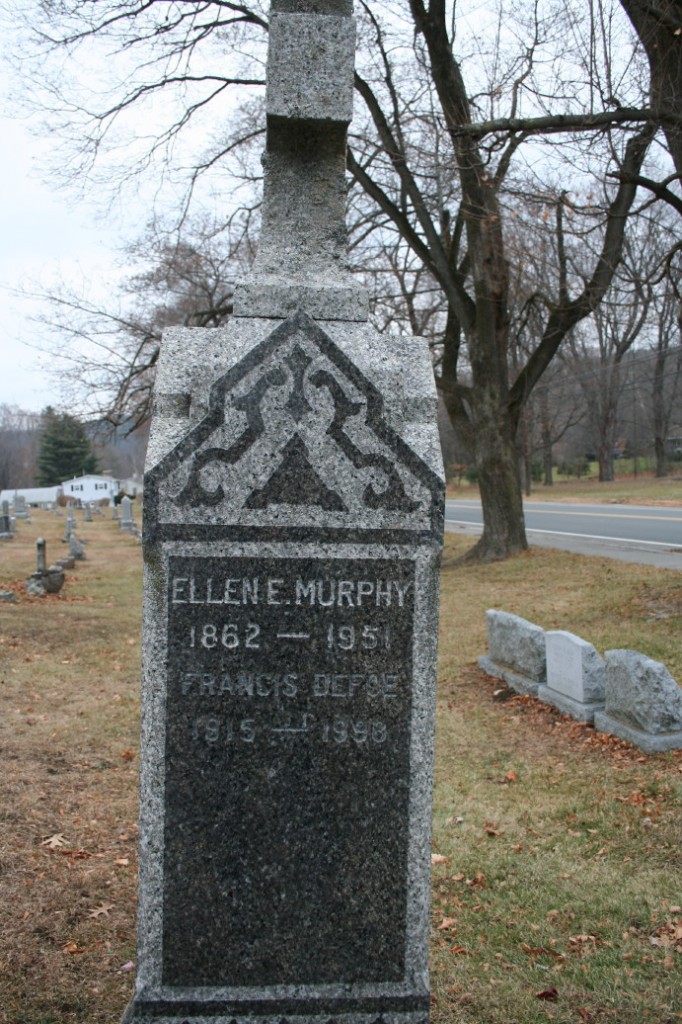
[654,435,667,478]
[652,344,668,477]
[473,409,527,560]
[439,369,527,561]
[619,0,682,178]
[598,444,615,482]
[539,388,554,486]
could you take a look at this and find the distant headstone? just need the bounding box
[26,537,66,594]
[24,577,46,597]
[478,609,546,695]
[13,493,29,519]
[122,3,444,1022]
[594,650,682,753]
[119,497,136,533]
[69,533,86,561]
[36,537,47,574]
[84,503,93,522]
[62,507,76,542]
[0,500,13,541]
[537,630,605,722]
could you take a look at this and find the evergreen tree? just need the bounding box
[36,407,99,486]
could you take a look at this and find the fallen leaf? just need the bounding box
[63,941,86,954]
[114,857,130,867]
[88,903,115,919]
[41,833,67,849]
[536,986,559,1001]
[438,916,457,931]
[431,853,448,866]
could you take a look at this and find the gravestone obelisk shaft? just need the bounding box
[234,0,367,321]
[123,1,443,1021]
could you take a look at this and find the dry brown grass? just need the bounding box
[0,510,141,1023]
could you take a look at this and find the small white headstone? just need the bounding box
[537,630,605,722]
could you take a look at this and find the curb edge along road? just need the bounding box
[444,520,682,570]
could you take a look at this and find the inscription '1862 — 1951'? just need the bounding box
[162,553,416,987]
[166,556,414,750]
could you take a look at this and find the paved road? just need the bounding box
[445,499,682,569]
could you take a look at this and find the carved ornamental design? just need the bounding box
[145,311,443,541]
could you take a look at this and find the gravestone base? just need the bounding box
[537,685,603,723]
[478,656,540,697]
[123,998,428,1024]
[593,711,682,753]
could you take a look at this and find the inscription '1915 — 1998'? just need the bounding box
[162,553,415,988]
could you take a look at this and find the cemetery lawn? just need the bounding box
[0,514,680,1024]
[448,473,682,505]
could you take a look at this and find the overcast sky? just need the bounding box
[0,103,128,414]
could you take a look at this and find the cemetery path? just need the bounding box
[445,499,682,569]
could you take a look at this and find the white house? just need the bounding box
[61,474,120,503]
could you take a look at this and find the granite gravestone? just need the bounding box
[537,630,605,723]
[25,537,65,595]
[122,3,444,1023]
[0,500,13,540]
[62,506,75,542]
[13,493,29,519]
[120,496,137,534]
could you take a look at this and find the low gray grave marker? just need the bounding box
[122,3,444,1022]
[478,609,546,695]
[69,533,86,561]
[538,630,605,722]
[594,650,682,752]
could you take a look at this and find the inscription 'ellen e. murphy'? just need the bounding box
[163,554,414,986]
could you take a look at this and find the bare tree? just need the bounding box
[619,0,682,178]
[649,265,682,476]
[0,405,42,489]
[28,217,255,430]
[8,0,676,558]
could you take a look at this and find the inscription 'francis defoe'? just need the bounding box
[162,553,416,987]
